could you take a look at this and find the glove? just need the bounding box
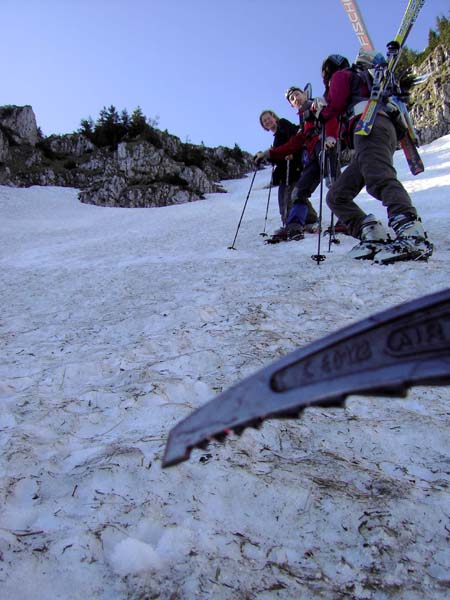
[301,100,315,122]
[312,96,328,117]
[253,150,269,165]
[324,137,336,150]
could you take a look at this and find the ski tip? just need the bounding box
[303,82,312,99]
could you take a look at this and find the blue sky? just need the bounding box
[2,0,448,153]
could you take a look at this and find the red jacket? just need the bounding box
[321,70,353,120]
[269,110,339,163]
[320,69,371,144]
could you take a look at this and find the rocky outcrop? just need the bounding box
[0,129,9,162]
[0,105,253,207]
[0,105,40,145]
[77,140,220,208]
[410,45,450,144]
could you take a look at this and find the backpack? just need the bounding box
[346,52,411,141]
[347,64,376,118]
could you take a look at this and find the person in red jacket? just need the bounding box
[318,50,433,263]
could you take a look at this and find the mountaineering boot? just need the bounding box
[333,220,349,235]
[324,219,349,238]
[304,221,320,234]
[265,226,288,244]
[287,223,305,241]
[347,214,389,260]
[374,214,433,264]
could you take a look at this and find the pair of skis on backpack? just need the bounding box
[351,0,426,176]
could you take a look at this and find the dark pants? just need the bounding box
[278,182,295,226]
[326,115,416,238]
[289,157,320,225]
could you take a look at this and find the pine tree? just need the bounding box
[436,15,450,48]
[79,117,94,138]
[93,105,126,148]
[120,109,130,129]
[128,107,147,137]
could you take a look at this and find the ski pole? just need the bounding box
[228,167,258,250]
[283,158,291,227]
[327,212,340,252]
[260,166,274,237]
[325,151,339,252]
[311,127,327,265]
[326,124,343,252]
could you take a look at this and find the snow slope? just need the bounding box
[1,136,449,599]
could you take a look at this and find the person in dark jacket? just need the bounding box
[259,110,303,229]
[318,50,433,263]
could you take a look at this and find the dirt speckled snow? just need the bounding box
[1,136,449,599]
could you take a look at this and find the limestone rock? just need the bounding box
[0,129,9,162]
[0,105,40,145]
[410,45,450,144]
[48,134,95,157]
[0,104,254,207]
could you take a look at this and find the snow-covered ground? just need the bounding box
[1,136,449,599]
